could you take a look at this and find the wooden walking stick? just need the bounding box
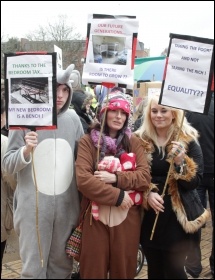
[150,111,185,240]
[31,149,44,267]
[30,127,44,267]
[92,82,114,225]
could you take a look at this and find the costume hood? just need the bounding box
[57,64,81,114]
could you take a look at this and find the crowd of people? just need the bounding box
[1,64,214,279]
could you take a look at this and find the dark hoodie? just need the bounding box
[71,90,94,133]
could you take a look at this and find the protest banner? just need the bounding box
[82,14,139,89]
[159,33,214,114]
[4,52,57,130]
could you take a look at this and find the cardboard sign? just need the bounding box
[133,81,162,112]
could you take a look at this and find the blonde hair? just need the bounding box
[135,95,199,156]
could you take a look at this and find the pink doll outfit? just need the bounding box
[92,152,143,220]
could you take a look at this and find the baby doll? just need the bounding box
[92,152,143,220]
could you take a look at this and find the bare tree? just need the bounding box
[26,14,83,42]
[1,34,8,42]
[1,37,21,78]
[24,14,85,71]
[1,37,21,52]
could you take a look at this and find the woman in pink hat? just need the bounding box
[75,91,151,279]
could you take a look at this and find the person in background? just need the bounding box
[71,89,98,134]
[2,64,84,279]
[1,88,17,276]
[135,94,205,279]
[133,98,147,132]
[185,92,214,279]
[84,84,98,111]
[94,84,109,105]
[75,91,151,279]
[124,88,134,131]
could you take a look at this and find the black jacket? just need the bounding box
[186,94,214,174]
[139,130,204,252]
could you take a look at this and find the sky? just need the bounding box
[1,1,214,57]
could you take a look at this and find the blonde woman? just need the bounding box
[135,94,209,279]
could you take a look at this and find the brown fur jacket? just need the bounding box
[139,129,210,234]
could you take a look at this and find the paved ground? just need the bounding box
[2,216,213,279]
[2,230,20,264]
[136,219,213,279]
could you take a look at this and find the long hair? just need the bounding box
[135,95,199,156]
[89,114,131,154]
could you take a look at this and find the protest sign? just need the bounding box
[159,33,214,114]
[54,45,63,70]
[4,52,57,129]
[82,14,139,89]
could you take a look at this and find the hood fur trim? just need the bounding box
[169,177,210,233]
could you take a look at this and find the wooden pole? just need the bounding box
[96,82,115,170]
[32,149,44,267]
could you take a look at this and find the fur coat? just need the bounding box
[140,129,210,234]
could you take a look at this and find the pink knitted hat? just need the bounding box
[100,92,130,116]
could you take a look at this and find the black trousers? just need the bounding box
[144,246,187,279]
[185,230,202,276]
[185,174,214,277]
[198,175,214,277]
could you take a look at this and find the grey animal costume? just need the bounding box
[1,134,16,243]
[2,65,84,279]
[1,133,17,275]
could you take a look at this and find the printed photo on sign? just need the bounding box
[92,35,127,65]
[10,77,49,104]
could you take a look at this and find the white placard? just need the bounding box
[54,45,63,70]
[160,36,213,113]
[82,14,139,89]
[5,53,57,128]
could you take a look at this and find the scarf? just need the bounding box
[90,128,131,161]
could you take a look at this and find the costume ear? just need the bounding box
[70,70,81,89]
[57,64,81,93]
[57,64,75,84]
